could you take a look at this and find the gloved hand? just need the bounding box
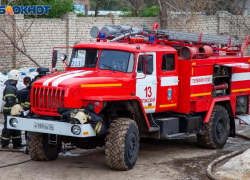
[61,111,71,122]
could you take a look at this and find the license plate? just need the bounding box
[33,122,54,131]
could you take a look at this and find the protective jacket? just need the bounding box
[22,74,43,111]
[3,80,18,114]
[17,85,31,110]
[1,80,22,147]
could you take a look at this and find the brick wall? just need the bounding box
[167,11,250,55]
[0,13,160,71]
[0,15,15,71]
[0,12,250,72]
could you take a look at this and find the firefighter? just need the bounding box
[16,76,31,151]
[17,76,31,110]
[1,70,24,149]
[22,67,50,112]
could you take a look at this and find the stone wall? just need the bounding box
[0,12,250,72]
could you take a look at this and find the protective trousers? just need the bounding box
[1,115,22,146]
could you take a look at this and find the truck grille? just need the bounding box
[32,87,65,113]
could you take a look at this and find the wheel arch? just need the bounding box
[204,98,235,137]
[215,101,235,137]
[197,104,231,149]
[100,99,150,132]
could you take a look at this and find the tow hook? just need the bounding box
[48,134,57,145]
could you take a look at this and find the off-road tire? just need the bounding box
[197,105,230,149]
[27,132,62,161]
[105,118,139,171]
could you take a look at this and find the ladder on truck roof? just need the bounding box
[143,28,241,46]
[90,23,250,59]
[90,23,241,45]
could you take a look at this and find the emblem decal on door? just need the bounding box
[168,88,172,100]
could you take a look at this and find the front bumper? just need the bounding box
[7,116,96,138]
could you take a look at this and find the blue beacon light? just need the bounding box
[99,32,106,40]
[148,35,155,43]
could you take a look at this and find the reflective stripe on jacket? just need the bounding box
[3,80,18,114]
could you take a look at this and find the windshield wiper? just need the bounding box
[101,64,112,69]
[101,64,116,73]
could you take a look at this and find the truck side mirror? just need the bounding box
[60,53,67,61]
[52,50,58,69]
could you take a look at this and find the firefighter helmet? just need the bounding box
[8,69,19,80]
[11,104,24,116]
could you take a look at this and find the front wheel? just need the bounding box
[197,105,230,149]
[105,118,139,170]
[27,132,62,161]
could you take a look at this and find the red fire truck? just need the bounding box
[6,23,250,170]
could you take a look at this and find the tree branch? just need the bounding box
[165,0,190,19]
[157,0,162,12]
[0,25,41,67]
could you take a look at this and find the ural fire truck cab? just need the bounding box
[7,24,250,170]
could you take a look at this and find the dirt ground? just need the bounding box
[0,114,250,180]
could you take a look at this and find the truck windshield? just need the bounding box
[98,50,135,73]
[70,49,99,68]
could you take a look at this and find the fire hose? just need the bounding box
[0,123,75,169]
[0,148,31,168]
[206,132,250,180]
[0,122,31,168]
[1,118,250,172]
[207,101,250,180]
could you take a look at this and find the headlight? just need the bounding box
[9,118,18,127]
[71,125,81,135]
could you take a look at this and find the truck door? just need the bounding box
[158,53,178,111]
[136,53,157,114]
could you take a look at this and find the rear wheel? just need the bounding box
[197,105,230,149]
[105,118,139,170]
[27,132,62,161]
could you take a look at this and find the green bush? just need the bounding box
[76,13,85,17]
[119,11,132,17]
[120,6,160,17]
[141,6,160,17]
